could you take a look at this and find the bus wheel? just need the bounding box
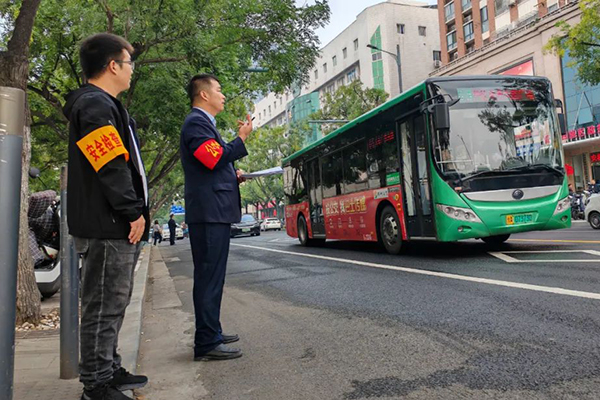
[379,206,403,255]
[482,234,511,245]
[589,212,600,229]
[298,215,310,246]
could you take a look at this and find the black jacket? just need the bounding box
[64,84,150,240]
[180,108,248,224]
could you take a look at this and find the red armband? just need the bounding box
[193,139,223,170]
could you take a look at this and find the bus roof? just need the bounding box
[282,75,549,165]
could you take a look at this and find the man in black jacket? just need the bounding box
[64,33,149,400]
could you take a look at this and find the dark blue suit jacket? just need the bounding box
[180,109,248,224]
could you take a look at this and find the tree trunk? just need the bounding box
[0,0,44,325]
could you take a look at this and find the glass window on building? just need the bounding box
[314,69,318,79]
[343,47,347,59]
[418,26,427,36]
[397,23,405,34]
[347,69,357,82]
[463,21,474,42]
[480,6,489,33]
[433,50,442,61]
[332,55,337,67]
[354,38,359,50]
[495,0,508,15]
[462,0,472,11]
[446,31,457,51]
[323,63,327,73]
[372,52,382,61]
[445,2,455,21]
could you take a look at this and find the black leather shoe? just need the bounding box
[222,333,239,344]
[194,344,243,361]
[81,383,132,400]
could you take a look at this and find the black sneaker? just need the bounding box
[81,384,132,400]
[110,367,148,391]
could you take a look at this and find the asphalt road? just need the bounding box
[156,221,600,399]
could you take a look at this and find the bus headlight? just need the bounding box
[436,204,482,223]
[553,197,570,215]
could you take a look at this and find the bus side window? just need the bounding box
[367,123,398,188]
[343,140,368,194]
[322,151,343,198]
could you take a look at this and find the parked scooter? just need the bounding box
[28,167,81,299]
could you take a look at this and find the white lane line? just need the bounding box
[231,243,600,300]
[489,250,600,263]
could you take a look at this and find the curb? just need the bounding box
[118,243,151,374]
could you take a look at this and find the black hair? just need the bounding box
[79,33,134,80]
[186,74,220,104]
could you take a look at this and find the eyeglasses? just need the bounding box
[114,59,135,71]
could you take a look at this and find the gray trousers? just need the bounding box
[74,237,141,389]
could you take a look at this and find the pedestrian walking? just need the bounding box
[180,73,253,361]
[168,214,177,245]
[64,33,149,400]
[152,220,162,245]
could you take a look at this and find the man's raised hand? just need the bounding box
[237,114,253,142]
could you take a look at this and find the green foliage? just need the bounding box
[309,80,388,135]
[238,124,303,210]
[545,0,600,85]
[5,0,330,214]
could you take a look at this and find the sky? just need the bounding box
[297,0,438,48]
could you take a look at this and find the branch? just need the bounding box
[7,0,42,57]
[96,0,115,33]
[31,111,68,140]
[148,150,180,188]
[136,57,187,65]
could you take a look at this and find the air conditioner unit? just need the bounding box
[433,60,442,68]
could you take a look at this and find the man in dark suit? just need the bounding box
[180,74,253,361]
[168,214,176,245]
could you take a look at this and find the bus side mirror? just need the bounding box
[430,103,450,131]
[557,113,567,135]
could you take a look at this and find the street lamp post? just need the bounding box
[367,44,403,94]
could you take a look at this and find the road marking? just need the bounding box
[231,244,600,300]
[509,238,600,244]
[489,250,600,263]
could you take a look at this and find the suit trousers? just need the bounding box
[188,223,231,355]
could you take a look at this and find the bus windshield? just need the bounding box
[430,78,563,185]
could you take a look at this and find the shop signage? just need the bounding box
[590,152,600,163]
[562,123,600,143]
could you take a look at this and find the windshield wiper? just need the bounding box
[504,163,564,175]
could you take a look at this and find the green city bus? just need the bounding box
[282,75,570,254]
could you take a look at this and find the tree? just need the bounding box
[1,0,331,322]
[309,80,388,135]
[23,0,330,217]
[0,0,43,324]
[546,0,600,85]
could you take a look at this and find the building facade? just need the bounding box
[438,0,568,64]
[431,1,600,190]
[253,0,441,143]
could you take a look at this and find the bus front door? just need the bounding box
[308,158,325,237]
[398,113,435,238]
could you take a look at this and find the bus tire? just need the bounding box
[297,215,325,247]
[589,212,600,229]
[379,206,403,255]
[298,215,310,246]
[482,234,511,245]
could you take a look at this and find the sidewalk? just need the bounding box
[13,244,151,400]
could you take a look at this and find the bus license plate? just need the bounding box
[242,228,250,233]
[506,213,533,225]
